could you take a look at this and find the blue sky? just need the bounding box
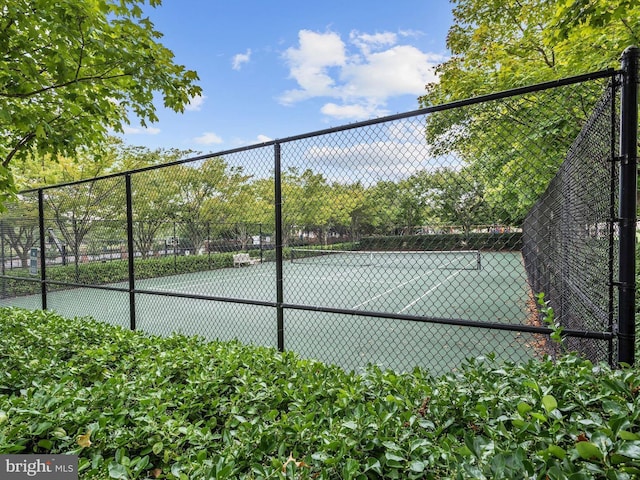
[119,1,454,154]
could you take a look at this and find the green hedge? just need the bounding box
[1,245,355,298]
[359,232,522,252]
[2,307,640,479]
[0,252,241,297]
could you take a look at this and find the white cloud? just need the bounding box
[227,134,273,148]
[296,120,459,185]
[122,125,161,135]
[279,28,446,122]
[279,30,346,104]
[193,132,223,145]
[340,46,440,100]
[185,94,207,111]
[232,49,252,70]
[349,31,397,55]
[386,121,425,142]
[304,140,427,184]
[398,29,424,39]
[320,102,382,120]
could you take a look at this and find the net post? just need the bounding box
[617,46,639,367]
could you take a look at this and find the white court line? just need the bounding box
[397,270,465,314]
[350,274,428,309]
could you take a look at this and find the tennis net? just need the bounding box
[290,248,482,270]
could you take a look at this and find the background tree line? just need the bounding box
[1,138,505,267]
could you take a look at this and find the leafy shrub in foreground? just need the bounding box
[1,307,640,479]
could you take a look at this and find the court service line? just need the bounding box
[350,273,429,310]
[397,270,466,314]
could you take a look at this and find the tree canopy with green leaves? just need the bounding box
[421,0,639,104]
[418,0,639,222]
[0,0,201,208]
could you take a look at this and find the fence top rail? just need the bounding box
[18,68,618,195]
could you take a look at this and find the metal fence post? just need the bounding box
[259,223,263,263]
[72,216,79,282]
[1,220,5,298]
[207,222,211,264]
[38,189,47,310]
[274,142,285,352]
[173,220,177,272]
[617,46,639,366]
[125,174,136,331]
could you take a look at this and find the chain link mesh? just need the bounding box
[522,83,619,363]
[0,71,622,372]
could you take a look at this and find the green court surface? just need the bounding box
[2,251,539,373]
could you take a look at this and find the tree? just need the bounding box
[110,141,197,173]
[44,176,123,277]
[323,182,368,244]
[421,0,638,103]
[372,173,438,235]
[419,0,639,221]
[174,158,252,254]
[13,140,121,190]
[208,180,270,251]
[296,169,330,242]
[129,149,194,259]
[365,181,404,235]
[550,0,639,70]
[13,148,125,274]
[0,0,201,208]
[425,168,494,233]
[131,169,179,259]
[9,142,187,267]
[246,177,277,236]
[0,197,39,268]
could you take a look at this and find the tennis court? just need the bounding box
[2,250,537,373]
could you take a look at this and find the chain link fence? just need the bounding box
[0,62,633,373]
[522,85,619,364]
